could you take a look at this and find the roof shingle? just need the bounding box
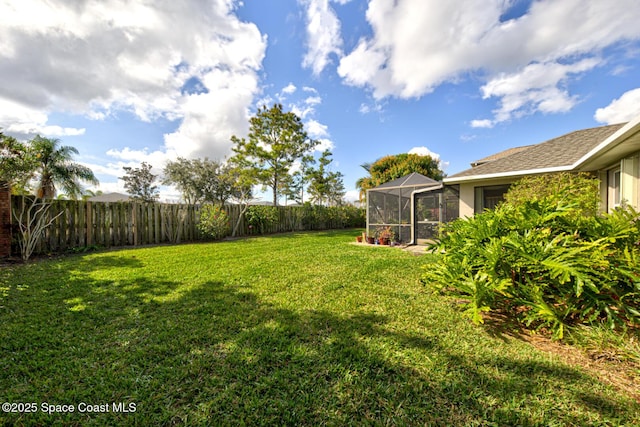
[448,123,626,179]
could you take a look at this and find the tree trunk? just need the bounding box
[232,203,249,237]
[272,183,278,206]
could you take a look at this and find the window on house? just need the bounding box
[608,168,621,209]
[474,185,511,213]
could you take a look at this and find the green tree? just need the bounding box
[307,150,345,206]
[355,162,373,202]
[356,153,444,200]
[193,159,238,206]
[121,162,159,202]
[279,154,314,205]
[28,135,98,199]
[163,157,240,206]
[230,104,319,206]
[0,130,35,191]
[162,157,199,205]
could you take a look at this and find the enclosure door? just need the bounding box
[415,193,440,243]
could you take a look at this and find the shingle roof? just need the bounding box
[373,172,439,189]
[448,123,626,180]
[470,145,535,167]
[88,192,132,202]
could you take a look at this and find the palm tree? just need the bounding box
[355,162,373,202]
[81,189,103,201]
[29,136,98,199]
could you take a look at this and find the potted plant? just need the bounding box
[366,234,375,244]
[356,235,363,243]
[376,227,395,246]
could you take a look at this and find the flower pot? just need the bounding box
[366,237,375,244]
[379,238,389,246]
[356,236,363,243]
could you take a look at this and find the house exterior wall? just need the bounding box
[457,177,519,218]
[458,183,474,218]
[598,152,640,212]
[621,154,639,210]
[598,170,608,213]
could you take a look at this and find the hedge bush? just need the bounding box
[423,175,640,339]
[245,205,279,234]
[299,203,364,230]
[197,204,230,240]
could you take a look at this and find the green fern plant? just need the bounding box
[423,185,640,339]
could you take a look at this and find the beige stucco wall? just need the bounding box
[598,170,608,213]
[621,154,639,210]
[598,152,640,212]
[456,150,640,219]
[458,183,474,218]
[457,177,520,218]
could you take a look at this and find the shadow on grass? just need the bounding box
[233,229,361,242]
[1,265,638,426]
[71,254,145,272]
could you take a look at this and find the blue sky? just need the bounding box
[2,0,640,202]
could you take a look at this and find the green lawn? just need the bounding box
[1,230,638,426]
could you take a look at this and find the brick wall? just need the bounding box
[0,184,11,257]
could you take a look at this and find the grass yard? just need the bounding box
[1,230,639,426]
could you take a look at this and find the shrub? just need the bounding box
[300,203,365,230]
[338,204,366,228]
[504,172,600,218]
[198,204,230,240]
[245,205,279,234]
[423,182,640,339]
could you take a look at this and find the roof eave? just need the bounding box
[446,118,640,184]
[573,117,640,170]
[443,166,571,184]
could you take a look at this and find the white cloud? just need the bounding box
[305,119,329,138]
[256,95,275,109]
[338,0,640,122]
[6,123,85,138]
[408,146,441,161]
[407,146,449,171]
[305,96,322,106]
[269,86,334,153]
[344,189,360,203]
[477,58,601,124]
[91,181,128,195]
[282,83,297,95]
[359,102,384,115]
[305,119,334,152]
[470,119,494,129]
[300,0,344,75]
[81,161,129,179]
[105,147,176,167]
[594,88,640,124]
[316,138,335,152]
[289,89,323,119]
[0,0,267,159]
[0,99,85,139]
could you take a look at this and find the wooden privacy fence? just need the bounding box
[8,197,364,256]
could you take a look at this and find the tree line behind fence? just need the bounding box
[9,196,365,256]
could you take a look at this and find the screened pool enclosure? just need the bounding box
[366,173,459,244]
